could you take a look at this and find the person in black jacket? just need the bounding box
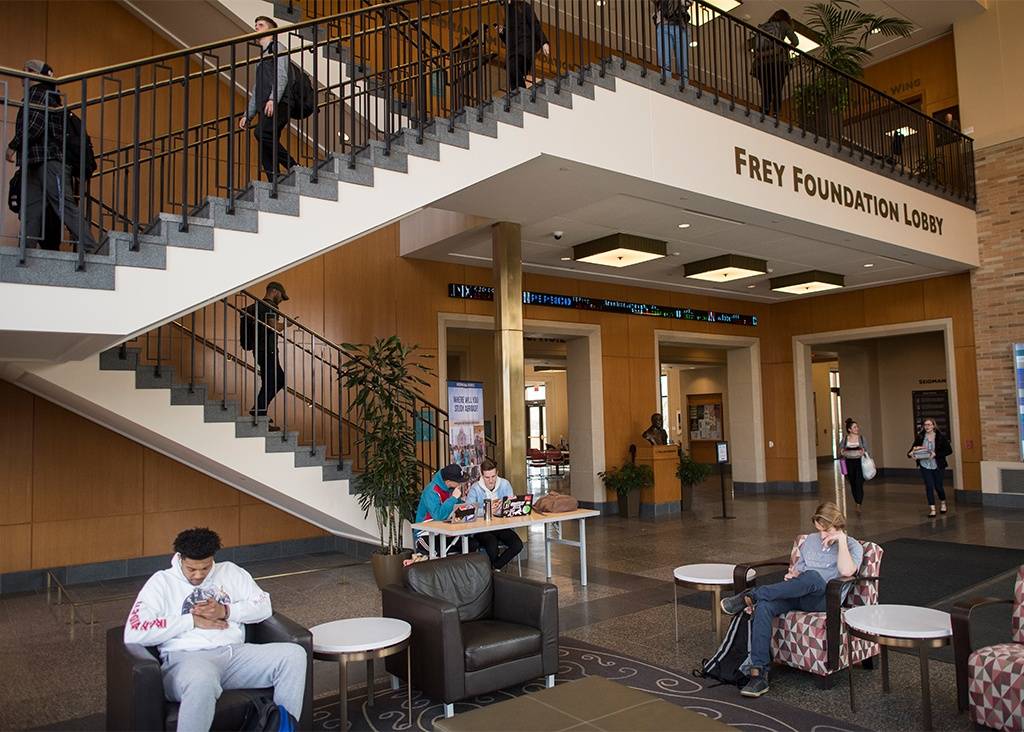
[6,59,97,253]
[907,418,953,517]
[239,16,297,181]
[495,0,550,93]
[241,281,291,430]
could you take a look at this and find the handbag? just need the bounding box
[838,458,848,476]
[861,452,877,481]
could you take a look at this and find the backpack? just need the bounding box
[240,695,297,732]
[65,111,98,180]
[287,63,315,120]
[694,611,752,686]
[239,305,257,352]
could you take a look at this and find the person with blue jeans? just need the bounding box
[721,502,863,698]
[908,417,952,517]
[653,0,691,82]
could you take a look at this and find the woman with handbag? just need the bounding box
[908,417,953,517]
[838,418,870,514]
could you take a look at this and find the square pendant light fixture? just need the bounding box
[770,270,844,294]
[683,253,766,282]
[573,233,666,268]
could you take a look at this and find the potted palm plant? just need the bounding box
[793,0,913,137]
[600,462,653,519]
[341,336,431,589]
[676,448,712,511]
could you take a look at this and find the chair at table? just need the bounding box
[381,552,558,718]
[733,535,884,687]
[106,611,313,731]
[952,565,1024,730]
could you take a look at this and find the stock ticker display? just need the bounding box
[447,284,758,327]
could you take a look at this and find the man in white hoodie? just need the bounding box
[123,527,306,731]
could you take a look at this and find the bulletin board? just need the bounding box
[688,393,724,442]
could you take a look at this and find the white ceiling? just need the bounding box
[409,155,969,303]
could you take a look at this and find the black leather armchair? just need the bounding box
[106,612,313,731]
[382,553,558,717]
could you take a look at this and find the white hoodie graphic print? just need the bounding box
[124,553,272,658]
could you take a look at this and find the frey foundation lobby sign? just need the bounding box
[447,380,485,482]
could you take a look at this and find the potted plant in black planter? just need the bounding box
[792,0,912,137]
[676,448,712,512]
[600,462,653,519]
[341,336,431,590]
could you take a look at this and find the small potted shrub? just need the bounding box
[677,448,712,511]
[600,462,653,518]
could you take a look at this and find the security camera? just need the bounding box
[553,231,564,240]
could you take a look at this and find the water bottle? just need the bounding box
[484,499,492,522]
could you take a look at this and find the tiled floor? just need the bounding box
[1,466,1019,730]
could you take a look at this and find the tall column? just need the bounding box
[492,222,526,490]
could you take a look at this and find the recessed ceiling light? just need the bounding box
[770,270,844,294]
[678,223,691,229]
[689,41,698,47]
[560,256,571,261]
[886,126,918,137]
[746,284,756,289]
[863,263,874,268]
[573,233,667,268]
[671,251,680,256]
[684,254,767,282]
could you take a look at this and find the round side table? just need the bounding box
[311,617,412,732]
[673,563,755,642]
[844,604,952,731]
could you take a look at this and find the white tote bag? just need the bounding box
[861,452,877,481]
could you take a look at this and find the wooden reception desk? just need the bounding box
[635,444,681,520]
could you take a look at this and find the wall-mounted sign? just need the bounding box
[733,146,944,236]
[918,377,947,385]
[447,380,485,482]
[716,442,729,464]
[912,389,950,437]
[889,78,922,97]
[448,284,758,327]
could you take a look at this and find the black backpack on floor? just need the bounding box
[694,611,752,686]
[240,695,297,732]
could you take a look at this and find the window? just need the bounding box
[660,373,670,432]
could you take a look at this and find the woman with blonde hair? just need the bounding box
[721,501,864,698]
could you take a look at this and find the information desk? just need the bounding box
[411,508,600,585]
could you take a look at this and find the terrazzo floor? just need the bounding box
[2,466,1018,730]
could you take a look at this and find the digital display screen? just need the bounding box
[448,284,758,327]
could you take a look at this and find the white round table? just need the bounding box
[311,617,412,732]
[844,604,952,731]
[673,563,755,642]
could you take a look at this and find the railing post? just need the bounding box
[131,67,141,252]
[17,77,30,264]
[312,23,321,182]
[416,0,426,143]
[155,325,163,378]
[227,44,236,214]
[222,298,228,411]
[384,9,393,155]
[310,334,317,456]
[282,316,289,441]
[189,312,196,393]
[180,54,190,232]
[337,365,344,470]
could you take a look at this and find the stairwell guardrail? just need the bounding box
[0,0,974,274]
[122,289,495,486]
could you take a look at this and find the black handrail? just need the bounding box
[1,0,974,267]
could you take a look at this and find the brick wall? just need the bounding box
[971,136,1024,462]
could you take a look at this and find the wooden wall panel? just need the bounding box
[0,1,48,74]
[32,515,143,568]
[955,345,983,464]
[924,274,975,347]
[32,399,144,522]
[601,356,632,468]
[0,380,33,526]
[863,281,925,326]
[962,461,981,492]
[396,259,468,348]
[811,289,865,334]
[628,356,658,444]
[143,506,240,557]
[0,524,32,573]
[862,34,959,115]
[143,451,240,513]
[240,504,328,545]
[627,316,656,360]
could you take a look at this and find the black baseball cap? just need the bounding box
[266,281,289,300]
[440,464,464,483]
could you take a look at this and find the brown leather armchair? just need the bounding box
[382,552,558,718]
[105,612,313,731]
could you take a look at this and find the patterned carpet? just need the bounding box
[312,640,868,731]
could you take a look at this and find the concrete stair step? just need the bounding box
[99,347,139,372]
[357,140,409,173]
[170,383,208,406]
[135,365,175,390]
[204,400,240,423]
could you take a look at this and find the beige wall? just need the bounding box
[954,0,1024,149]
[812,361,837,458]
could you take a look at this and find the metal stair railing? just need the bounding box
[123,290,494,485]
[0,0,974,271]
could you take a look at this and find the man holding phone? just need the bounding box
[414,464,468,552]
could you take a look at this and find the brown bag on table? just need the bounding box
[533,493,579,513]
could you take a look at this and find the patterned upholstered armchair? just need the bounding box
[952,566,1024,730]
[733,535,884,687]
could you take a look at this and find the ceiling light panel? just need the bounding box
[573,233,667,269]
[684,254,767,282]
[770,270,844,295]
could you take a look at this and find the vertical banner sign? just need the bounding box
[448,381,486,482]
[1015,344,1024,461]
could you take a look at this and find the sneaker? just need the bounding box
[741,672,770,698]
[721,590,751,616]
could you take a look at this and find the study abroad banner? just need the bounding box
[447,380,485,482]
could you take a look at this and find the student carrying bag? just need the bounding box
[694,611,752,686]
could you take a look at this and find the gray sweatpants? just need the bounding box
[22,160,96,252]
[161,642,306,732]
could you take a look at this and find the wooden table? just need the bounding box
[411,508,600,585]
[433,675,730,731]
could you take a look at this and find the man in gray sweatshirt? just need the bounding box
[239,16,297,180]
